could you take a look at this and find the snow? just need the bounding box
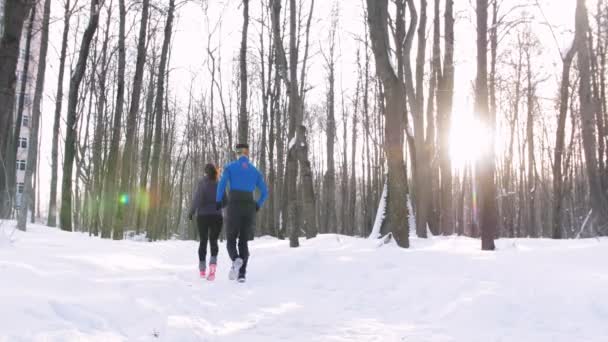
[288,137,297,150]
[368,182,387,239]
[2,222,608,341]
[368,187,416,240]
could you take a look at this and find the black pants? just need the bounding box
[226,199,256,276]
[197,215,223,264]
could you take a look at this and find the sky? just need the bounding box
[27,0,583,217]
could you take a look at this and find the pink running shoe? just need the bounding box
[199,269,206,278]
[207,264,217,281]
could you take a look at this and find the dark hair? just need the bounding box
[204,163,218,181]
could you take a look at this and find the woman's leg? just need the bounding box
[197,216,209,270]
[208,215,222,264]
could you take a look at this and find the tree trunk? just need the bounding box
[238,0,249,144]
[349,55,360,235]
[139,60,156,194]
[340,98,348,234]
[6,6,35,219]
[363,32,373,235]
[148,0,175,240]
[103,0,126,239]
[553,46,575,239]
[366,0,410,247]
[0,0,32,217]
[503,43,523,237]
[120,0,149,223]
[438,0,454,235]
[323,13,337,234]
[426,0,441,236]
[90,6,113,236]
[48,0,72,227]
[18,0,51,231]
[59,0,101,231]
[258,2,271,235]
[271,0,316,246]
[526,49,537,237]
[475,0,496,250]
[413,0,432,238]
[576,0,608,234]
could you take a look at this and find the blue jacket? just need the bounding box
[216,156,268,208]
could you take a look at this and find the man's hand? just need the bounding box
[216,202,222,211]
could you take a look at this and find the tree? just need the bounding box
[18,0,52,230]
[120,0,150,228]
[437,0,455,235]
[6,5,36,220]
[271,0,317,247]
[349,49,361,235]
[366,0,410,247]
[553,42,576,239]
[101,0,127,239]
[322,4,338,234]
[0,0,33,217]
[238,0,249,144]
[148,0,176,240]
[475,0,496,250]
[48,0,76,227]
[59,0,101,231]
[575,0,608,234]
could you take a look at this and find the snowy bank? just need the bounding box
[0,223,607,341]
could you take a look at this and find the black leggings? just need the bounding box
[197,215,223,264]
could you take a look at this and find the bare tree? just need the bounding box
[271,0,317,247]
[575,0,608,234]
[0,0,33,217]
[148,0,176,240]
[48,0,76,227]
[238,0,249,144]
[475,0,496,250]
[59,0,101,231]
[5,6,36,220]
[349,49,361,235]
[366,0,410,247]
[437,0,455,235]
[102,0,127,239]
[552,42,575,239]
[18,0,51,231]
[322,4,337,234]
[120,0,150,225]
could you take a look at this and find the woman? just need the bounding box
[189,163,225,281]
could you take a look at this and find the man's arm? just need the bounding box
[216,167,229,204]
[256,170,268,208]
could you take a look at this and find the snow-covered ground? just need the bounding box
[1,222,607,342]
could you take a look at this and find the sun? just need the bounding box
[449,113,490,171]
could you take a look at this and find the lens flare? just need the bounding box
[450,114,491,171]
[136,190,150,212]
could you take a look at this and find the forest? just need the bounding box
[1,0,607,250]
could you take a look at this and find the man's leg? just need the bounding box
[238,235,249,277]
[225,206,239,261]
[238,206,255,277]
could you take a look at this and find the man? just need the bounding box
[217,143,268,283]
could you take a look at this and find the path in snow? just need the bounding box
[0,222,607,341]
